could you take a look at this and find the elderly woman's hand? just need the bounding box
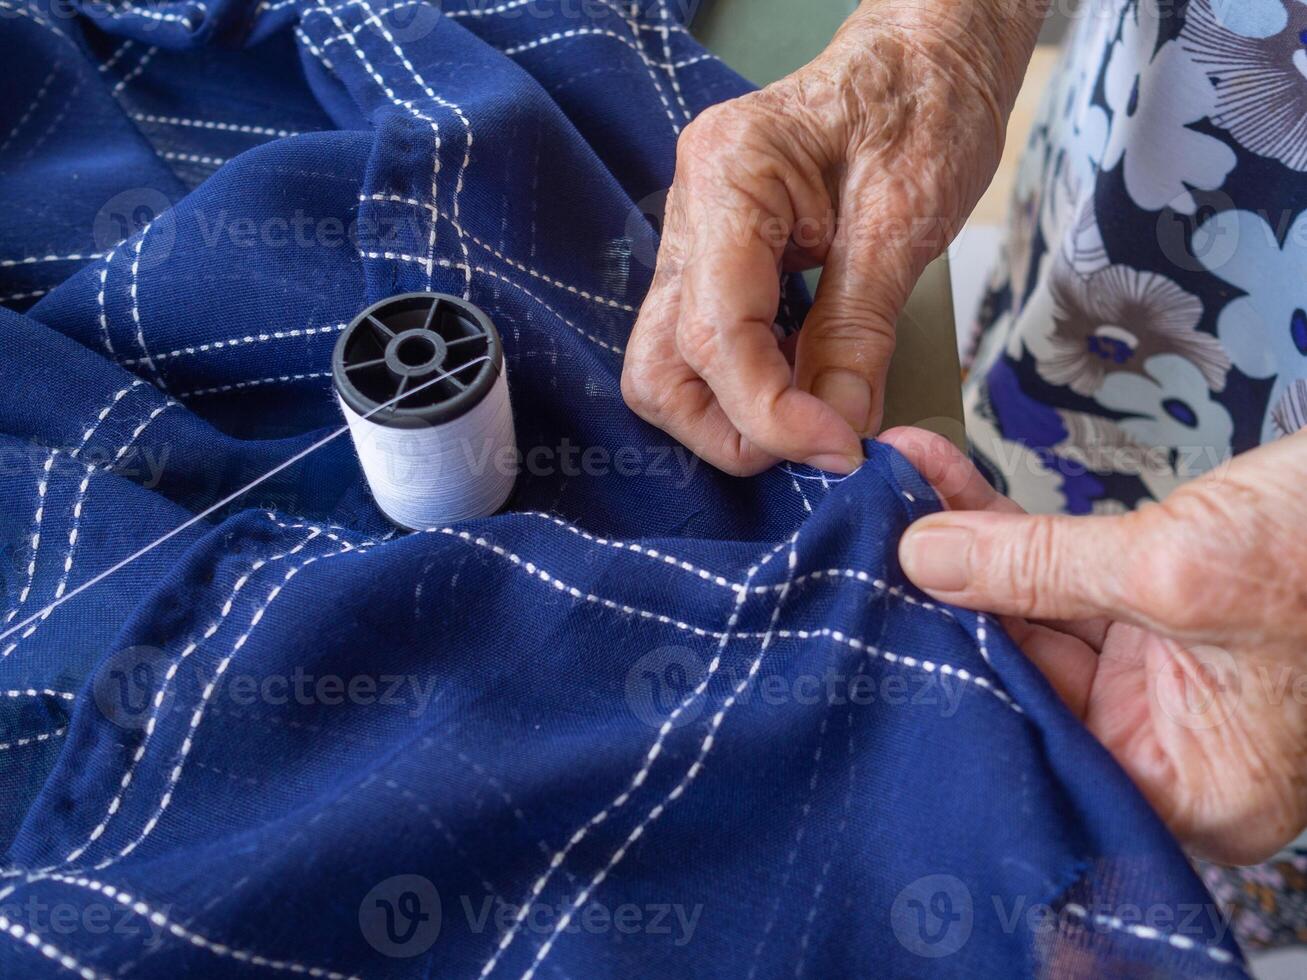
[621,0,1045,475]
[885,426,1307,865]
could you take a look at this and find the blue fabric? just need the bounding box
[0,0,1244,976]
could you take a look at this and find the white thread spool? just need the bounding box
[333,293,516,529]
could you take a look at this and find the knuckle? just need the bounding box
[620,362,661,418]
[676,315,723,373]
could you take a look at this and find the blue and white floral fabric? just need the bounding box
[968,0,1307,513]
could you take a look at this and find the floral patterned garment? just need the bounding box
[968,0,1307,950]
[966,0,1307,516]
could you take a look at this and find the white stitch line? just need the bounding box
[313,0,428,44]
[0,1,76,46]
[40,874,360,980]
[62,528,323,867]
[96,247,118,356]
[438,528,724,640]
[0,252,103,268]
[2,399,171,660]
[130,113,300,138]
[653,0,690,123]
[976,612,992,668]
[96,0,206,26]
[2,688,75,701]
[504,25,680,134]
[3,451,56,627]
[159,150,227,166]
[746,708,835,979]
[0,727,66,753]
[1061,902,1236,966]
[356,0,474,296]
[523,535,802,979]
[361,193,635,311]
[296,25,334,70]
[120,322,347,367]
[0,66,59,155]
[364,252,625,354]
[111,45,157,97]
[751,567,957,618]
[518,511,734,587]
[305,2,445,281]
[0,288,50,303]
[177,371,332,399]
[792,697,857,979]
[476,535,789,978]
[98,39,135,73]
[0,375,136,633]
[759,627,1024,715]
[127,220,161,384]
[87,536,374,871]
[0,913,110,980]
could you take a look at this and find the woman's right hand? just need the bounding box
[621,0,1045,474]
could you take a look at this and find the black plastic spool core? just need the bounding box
[332,292,504,429]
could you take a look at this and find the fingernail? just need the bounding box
[813,368,871,434]
[900,525,973,593]
[805,452,862,475]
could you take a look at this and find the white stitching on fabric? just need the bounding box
[2,400,173,660]
[523,535,803,979]
[0,1,76,46]
[361,252,625,353]
[759,627,1024,715]
[96,247,119,357]
[127,220,162,385]
[517,511,734,586]
[130,113,300,138]
[653,0,690,123]
[3,451,57,627]
[176,371,333,399]
[95,1,206,27]
[360,193,636,312]
[355,0,475,296]
[475,536,789,978]
[87,536,374,871]
[120,322,347,367]
[0,727,67,753]
[0,288,50,303]
[111,45,157,97]
[1061,902,1236,965]
[40,874,361,980]
[305,2,445,282]
[296,25,335,70]
[2,689,75,701]
[0,913,110,980]
[0,252,103,268]
[98,39,135,73]
[501,26,680,133]
[438,529,723,638]
[160,151,226,166]
[0,67,59,155]
[976,612,992,668]
[62,528,324,867]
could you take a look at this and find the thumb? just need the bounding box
[898,510,1139,622]
[794,192,919,439]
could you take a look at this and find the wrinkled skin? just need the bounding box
[622,0,1043,474]
[887,426,1307,866]
[623,0,1307,865]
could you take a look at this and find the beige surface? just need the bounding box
[973,46,1062,224]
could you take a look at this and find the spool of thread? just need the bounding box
[332,292,516,530]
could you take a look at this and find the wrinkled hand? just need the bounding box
[622,0,1043,475]
[886,426,1307,865]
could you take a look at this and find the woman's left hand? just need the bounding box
[883,426,1307,865]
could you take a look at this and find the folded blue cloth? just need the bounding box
[0,0,1245,976]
